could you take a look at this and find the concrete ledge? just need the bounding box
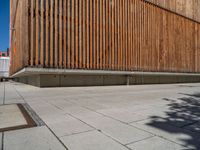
[11,68,200,78]
[12,68,200,87]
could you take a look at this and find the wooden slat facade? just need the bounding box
[145,0,200,23]
[10,0,200,75]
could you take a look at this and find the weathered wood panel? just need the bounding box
[10,0,200,75]
[145,0,200,23]
[10,0,29,75]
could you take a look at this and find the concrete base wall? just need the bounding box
[14,74,200,87]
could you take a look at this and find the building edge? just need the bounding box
[11,68,200,87]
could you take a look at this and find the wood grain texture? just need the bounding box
[145,0,200,23]
[10,0,200,75]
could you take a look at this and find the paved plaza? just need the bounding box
[0,81,200,150]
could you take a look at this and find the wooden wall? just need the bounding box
[10,0,200,75]
[10,0,29,75]
[10,0,18,25]
[145,0,200,23]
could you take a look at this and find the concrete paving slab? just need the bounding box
[0,104,27,130]
[98,108,149,123]
[40,99,154,144]
[3,82,200,150]
[129,104,200,127]
[84,116,153,145]
[61,130,129,150]
[44,99,82,113]
[130,119,200,149]
[127,136,189,150]
[28,101,64,117]
[0,83,4,105]
[4,99,25,105]
[45,114,94,137]
[136,106,170,115]
[67,96,114,110]
[4,126,66,150]
[53,103,105,123]
[4,84,21,101]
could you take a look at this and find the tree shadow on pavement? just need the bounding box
[146,93,200,150]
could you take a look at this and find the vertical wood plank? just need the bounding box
[54,0,58,67]
[63,0,67,68]
[79,0,83,68]
[40,0,44,66]
[59,0,63,67]
[50,0,54,67]
[45,0,50,67]
[82,0,86,68]
[30,0,36,66]
[35,0,39,66]
[67,0,71,68]
[71,0,75,68]
[75,0,79,68]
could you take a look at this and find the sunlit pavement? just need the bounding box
[1,81,200,150]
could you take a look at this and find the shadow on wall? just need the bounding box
[146,92,200,149]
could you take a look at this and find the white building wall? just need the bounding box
[0,57,10,78]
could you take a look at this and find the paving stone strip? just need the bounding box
[22,103,45,127]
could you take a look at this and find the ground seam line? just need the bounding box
[125,135,155,146]
[12,84,68,150]
[60,129,96,138]
[27,103,69,150]
[12,84,25,101]
[47,100,132,150]
[69,100,154,134]
[47,100,96,130]
[65,100,191,148]
[1,132,4,150]
[129,124,190,148]
[44,125,69,150]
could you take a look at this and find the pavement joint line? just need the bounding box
[129,123,191,148]
[24,103,68,149]
[50,101,200,148]
[155,135,192,149]
[12,84,25,102]
[1,132,4,150]
[96,129,133,150]
[47,100,133,149]
[65,99,156,135]
[63,86,179,100]
[71,101,194,149]
[127,122,161,135]
[9,86,68,150]
[52,100,157,149]
[70,96,200,149]
[127,118,152,124]
[44,125,69,150]
[42,104,95,149]
[45,100,96,130]
[125,135,156,146]
[6,82,200,149]
[60,129,97,138]
[48,100,100,130]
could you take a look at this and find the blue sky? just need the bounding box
[0,0,9,52]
